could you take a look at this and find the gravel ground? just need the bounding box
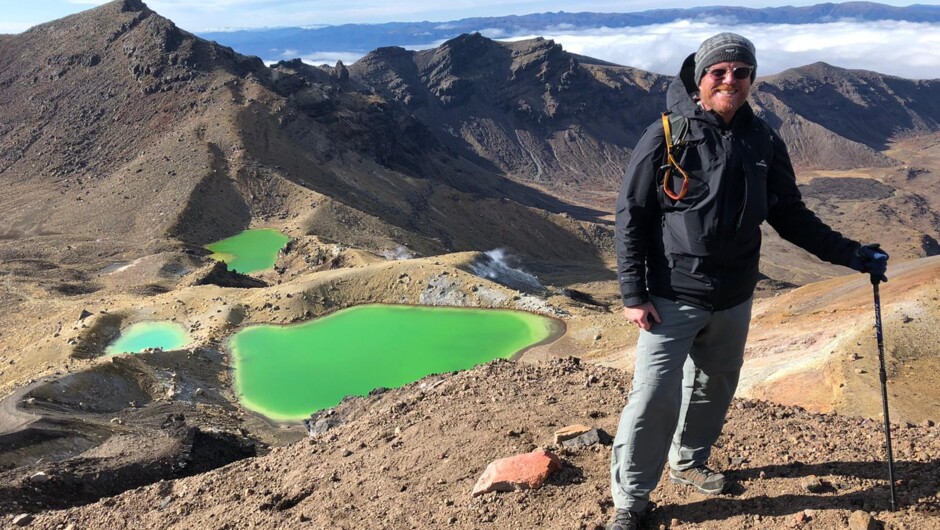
[11,358,939,530]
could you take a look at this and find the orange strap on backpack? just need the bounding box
[661,112,690,201]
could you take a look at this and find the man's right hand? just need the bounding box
[623,302,661,331]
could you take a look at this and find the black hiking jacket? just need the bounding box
[616,54,861,311]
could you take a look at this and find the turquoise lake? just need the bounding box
[228,305,563,421]
[205,229,290,273]
[106,321,191,355]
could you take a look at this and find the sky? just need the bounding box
[4,0,940,78]
[3,0,934,31]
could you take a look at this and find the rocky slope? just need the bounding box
[0,0,611,303]
[6,359,939,529]
[751,62,940,169]
[348,34,668,202]
[349,35,940,201]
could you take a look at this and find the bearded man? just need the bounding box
[607,32,888,530]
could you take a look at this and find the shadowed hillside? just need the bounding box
[348,34,668,203]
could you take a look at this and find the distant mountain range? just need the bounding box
[199,2,940,63]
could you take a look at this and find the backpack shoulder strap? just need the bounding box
[659,112,691,201]
[662,111,689,148]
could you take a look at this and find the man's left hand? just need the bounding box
[852,243,889,283]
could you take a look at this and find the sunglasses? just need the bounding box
[705,65,754,80]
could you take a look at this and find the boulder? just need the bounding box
[28,472,50,484]
[184,261,267,288]
[304,416,343,437]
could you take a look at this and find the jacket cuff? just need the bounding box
[621,289,649,308]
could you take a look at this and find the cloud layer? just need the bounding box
[527,20,940,79]
[288,20,940,80]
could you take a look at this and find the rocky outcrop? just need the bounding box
[183,261,267,288]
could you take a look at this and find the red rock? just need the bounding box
[553,424,593,444]
[471,449,562,497]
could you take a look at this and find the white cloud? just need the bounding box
[499,20,940,79]
[478,27,510,39]
[292,51,366,66]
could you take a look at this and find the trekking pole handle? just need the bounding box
[869,252,888,285]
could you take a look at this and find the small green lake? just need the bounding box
[106,321,191,355]
[228,305,562,421]
[205,229,290,273]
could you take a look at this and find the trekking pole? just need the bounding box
[871,275,898,511]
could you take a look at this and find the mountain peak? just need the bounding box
[118,0,150,13]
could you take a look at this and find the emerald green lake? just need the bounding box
[228,305,562,421]
[106,322,191,355]
[205,229,290,273]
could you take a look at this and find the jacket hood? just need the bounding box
[666,53,704,118]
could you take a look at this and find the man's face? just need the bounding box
[697,60,753,123]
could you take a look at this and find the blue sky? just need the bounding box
[4,1,940,78]
[4,0,934,33]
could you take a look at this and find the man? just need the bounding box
[607,33,888,530]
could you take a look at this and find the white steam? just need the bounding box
[469,249,545,292]
[380,245,415,261]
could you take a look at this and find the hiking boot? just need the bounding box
[606,509,640,530]
[669,465,726,494]
[606,502,654,530]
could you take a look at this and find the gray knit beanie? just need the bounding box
[694,32,757,85]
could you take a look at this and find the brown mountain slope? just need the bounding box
[348,33,669,204]
[0,0,268,241]
[753,62,940,156]
[744,255,940,421]
[349,37,940,204]
[750,61,940,169]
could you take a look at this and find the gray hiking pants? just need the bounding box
[610,295,752,511]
